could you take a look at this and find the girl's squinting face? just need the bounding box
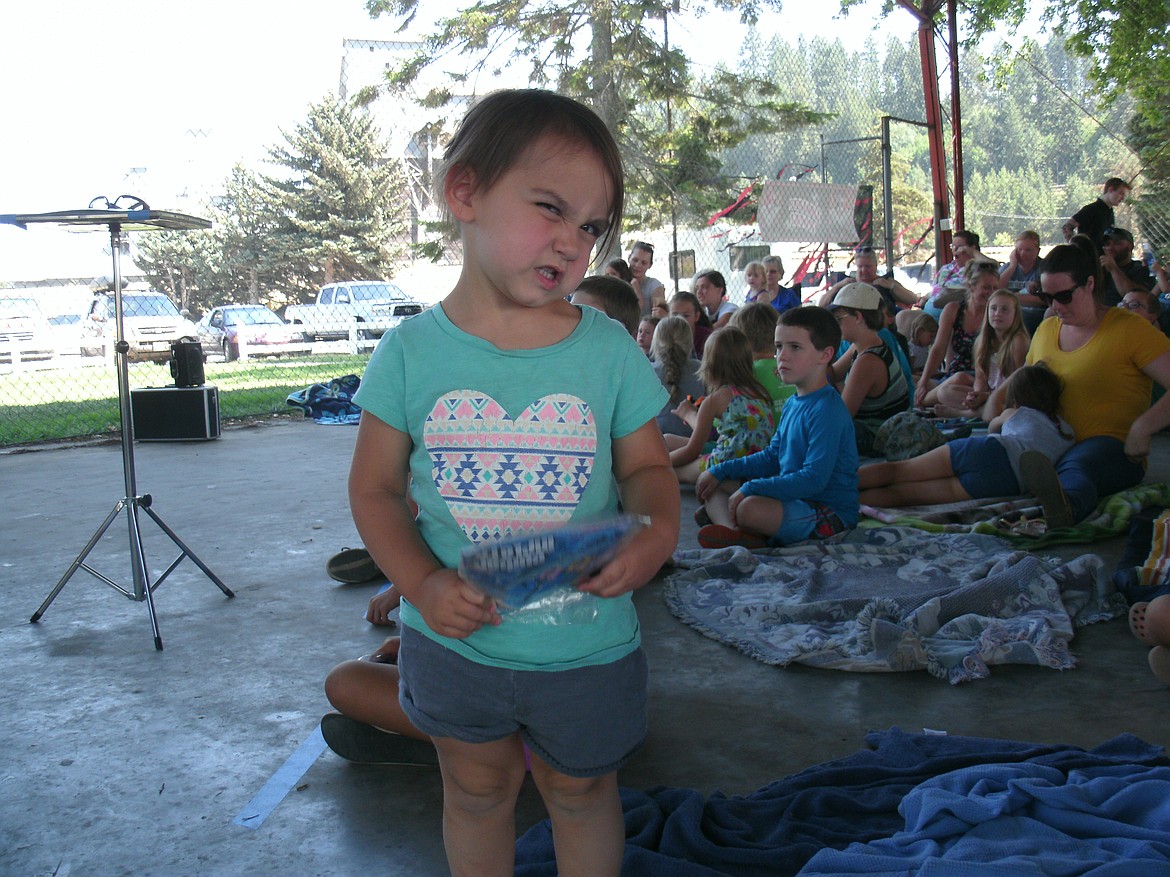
[457,136,613,308]
[745,267,765,291]
[913,328,936,347]
[603,265,621,279]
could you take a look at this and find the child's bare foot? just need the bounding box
[364,636,401,664]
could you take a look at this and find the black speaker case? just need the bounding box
[130,386,221,442]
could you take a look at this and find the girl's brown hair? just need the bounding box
[436,89,625,259]
[698,327,772,405]
[651,316,693,405]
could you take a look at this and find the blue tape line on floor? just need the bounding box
[233,724,328,830]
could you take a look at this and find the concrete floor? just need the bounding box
[3,417,1170,876]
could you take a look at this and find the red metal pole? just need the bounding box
[897,0,952,269]
[948,0,965,233]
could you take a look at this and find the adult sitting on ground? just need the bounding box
[827,282,911,456]
[916,230,980,321]
[1099,226,1155,307]
[999,229,1047,334]
[822,246,917,318]
[761,255,802,313]
[914,258,998,410]
[995,234,1170,528]
[693,269,738,329]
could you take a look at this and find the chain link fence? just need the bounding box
[3,29,1167,447]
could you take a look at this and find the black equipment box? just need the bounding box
[130,385,221,442]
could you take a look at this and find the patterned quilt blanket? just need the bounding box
[664,527,1125,684]
[861,482,1170,548]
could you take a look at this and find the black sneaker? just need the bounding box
[320,713,438,765]
[1018,451,1075,530]
[326,547,382,583]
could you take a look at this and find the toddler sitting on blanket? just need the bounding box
[858,363,1073,507]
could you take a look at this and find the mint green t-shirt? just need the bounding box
[353,303,668,671]
[754,357,796,421]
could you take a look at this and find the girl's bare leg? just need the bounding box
[530,760,623,877]
[858,445,971,506]
[860,476,972,507]
[433,735,528,877]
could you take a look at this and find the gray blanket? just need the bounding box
[664,527,1126,683]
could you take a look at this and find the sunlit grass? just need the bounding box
[0,353,371,446]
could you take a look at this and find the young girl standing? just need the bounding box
[346,89,679,877]
[665,326,776,484]
[859,363,1074,506]
[933,288,1030,419]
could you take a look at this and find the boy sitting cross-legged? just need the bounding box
[695,306,860,550]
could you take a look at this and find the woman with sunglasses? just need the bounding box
[1002,234,1170,527]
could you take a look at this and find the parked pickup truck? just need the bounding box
[284,280,424,341]
[81,289,198,363]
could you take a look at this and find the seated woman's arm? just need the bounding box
[1128,351,1170,460]
[915,301,959,406]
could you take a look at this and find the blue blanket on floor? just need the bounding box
[513,729,1170,877]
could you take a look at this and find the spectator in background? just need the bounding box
[762,255,802,313]
[693,269,738,329]
[636,315,659,357]
[628,241,665,317]
[1071,177,1130,250]
[918,230,980,320]
[729,302,796,422]
[822,246,917,317]
[650,316,704,437]
[743,261,769,304]
[603,258,634,283]
[1000,229,1047,334]
[570,275,641,337]
[670,290,714,358]
[1099,227,1155,306]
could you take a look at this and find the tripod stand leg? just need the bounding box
[140,503,235,598]
[126,501,165,652]
[32,500,125,623]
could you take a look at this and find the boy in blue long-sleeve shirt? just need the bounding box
[695,306,859,549]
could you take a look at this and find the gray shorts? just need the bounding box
[396,624,648,778]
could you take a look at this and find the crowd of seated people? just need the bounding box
[566,216,1168,547]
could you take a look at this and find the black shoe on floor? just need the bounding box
[320,713,438,765]
[1018,451,1075,530]
[326,547,382,584]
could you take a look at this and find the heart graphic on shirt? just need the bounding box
[423,390,597,542]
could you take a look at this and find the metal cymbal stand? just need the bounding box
[18,204,233,649]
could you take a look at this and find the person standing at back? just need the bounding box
[1071,177,1130,251]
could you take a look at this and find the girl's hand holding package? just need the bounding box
[413,568,501,639]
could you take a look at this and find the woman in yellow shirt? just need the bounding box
[1017,235,1170,525]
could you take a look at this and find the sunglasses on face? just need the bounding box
[1037,286,1078,306]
